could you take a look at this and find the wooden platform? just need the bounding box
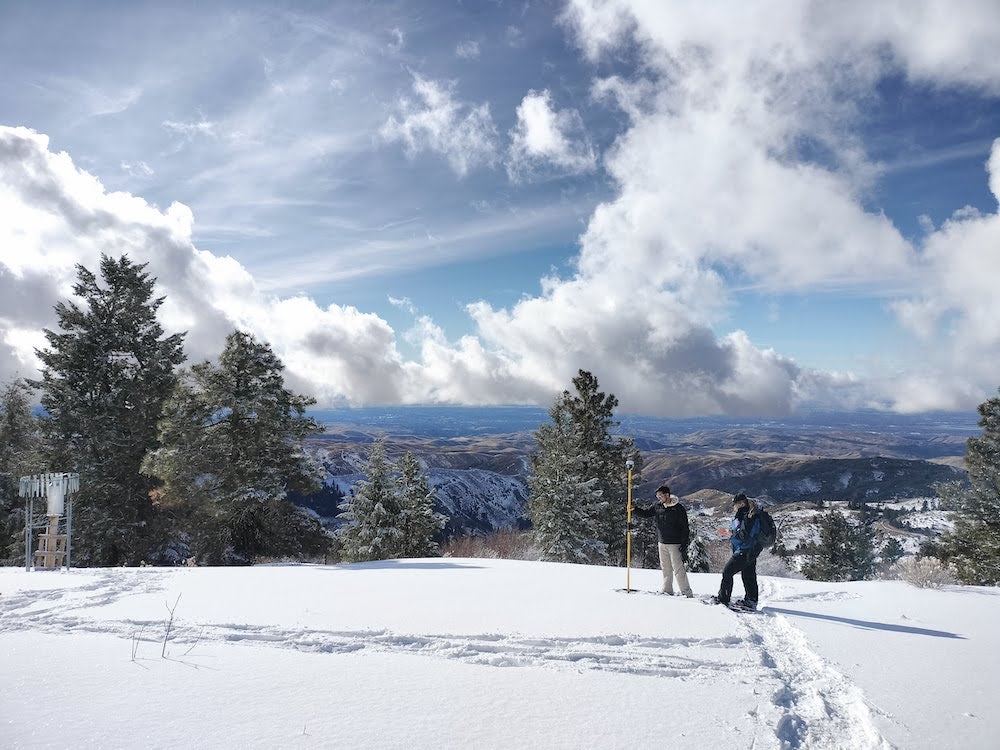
[34,518,66,569]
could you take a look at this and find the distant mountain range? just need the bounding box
[300,406,976,537]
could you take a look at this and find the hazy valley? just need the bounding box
[297,407,975,561]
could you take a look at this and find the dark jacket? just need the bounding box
[633,501,690,546]
[731,506,762,554]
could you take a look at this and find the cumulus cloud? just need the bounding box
[506,90,597,181]
[455,0,1000,414]
[5,1,1000,417]
[380,74,499,176]
[887,139,1000,410]
[0,126,550,408]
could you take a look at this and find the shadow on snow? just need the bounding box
[324,560,486,571]
[766,606,965,639]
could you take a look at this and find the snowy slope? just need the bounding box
[2,561,997,749]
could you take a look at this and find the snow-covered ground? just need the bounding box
[2,560,997,749]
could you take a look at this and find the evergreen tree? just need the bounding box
[35,255,185,565]
[528,406,603,563]
[629,505,660,569]
[564,370,640,565]
[396,451,446,558]
[338,439,403,562]
[934,388,1000,584]
[802,510,876,581]
[881,537,906,566]
[528,370,638,565]
[0,380,43,564]
[144,331,326,564]
[685,516,712,574]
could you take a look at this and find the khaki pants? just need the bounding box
[658,543,693,596]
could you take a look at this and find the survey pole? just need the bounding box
[625,458,634,593]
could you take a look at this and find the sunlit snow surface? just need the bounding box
[2,560,997,749]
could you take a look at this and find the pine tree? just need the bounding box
[144,331,326,564]
[338,439,403,562]
[685,516,712,574]
[629,506,660,569]
[881,536,906,566]
[528,370,638,565]
[801,510,876,581]
[35,255,185,565]
[0,380,43,564]
[563,370,639,565]
[528,406,603,563]
[396,452,446,558]
[934,388,1000,584]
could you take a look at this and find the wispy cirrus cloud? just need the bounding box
[456,40,480,59]
[162,118,218,141]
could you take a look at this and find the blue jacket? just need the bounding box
[731,507,761,554]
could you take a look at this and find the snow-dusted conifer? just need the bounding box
[339,439,403,562]
[562,370,638,565]
[685,517,712,573]
[0,380,43,564]
[35,255,185,565]
[881,537,905,567]
[802,510,875,581]
[935,388,1000,584]
[529,370,638,565]
[144,331,326,564]
[396,451,446,558]
[629,508,660,569]
[528,406,604,563]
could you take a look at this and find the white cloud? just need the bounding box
[0,125,549,408]
[121,160,154,178]
[6,2,1000,417]
[388,295,417,314]
[454,0,1000,414]
[456,40,480,60]
[990,137,1000,204]
[506,90,596,181]
[162,118,217,142]
[388,27,405,53]
[380,74,499,176]
[888,140,1000,410]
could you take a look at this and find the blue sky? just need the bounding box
[1,1,1000,417]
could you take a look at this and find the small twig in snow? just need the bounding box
[162,594,181,658]
[183,627,205,656]
[131,626,145,662]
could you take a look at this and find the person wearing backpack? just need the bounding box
[631,484,695,597]
[713,493,765,610]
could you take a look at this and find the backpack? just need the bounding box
[756,509,777,548]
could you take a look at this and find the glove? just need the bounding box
[681,547,689,563]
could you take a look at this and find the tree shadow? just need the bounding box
[766,607,966,639]
[324,560,486,571]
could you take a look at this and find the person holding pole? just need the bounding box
[631,485,694,597]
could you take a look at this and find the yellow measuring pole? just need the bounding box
[625,460,634,592]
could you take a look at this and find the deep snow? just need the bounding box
[2,560,997,749]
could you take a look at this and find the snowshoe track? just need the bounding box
[738,581,893,750]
